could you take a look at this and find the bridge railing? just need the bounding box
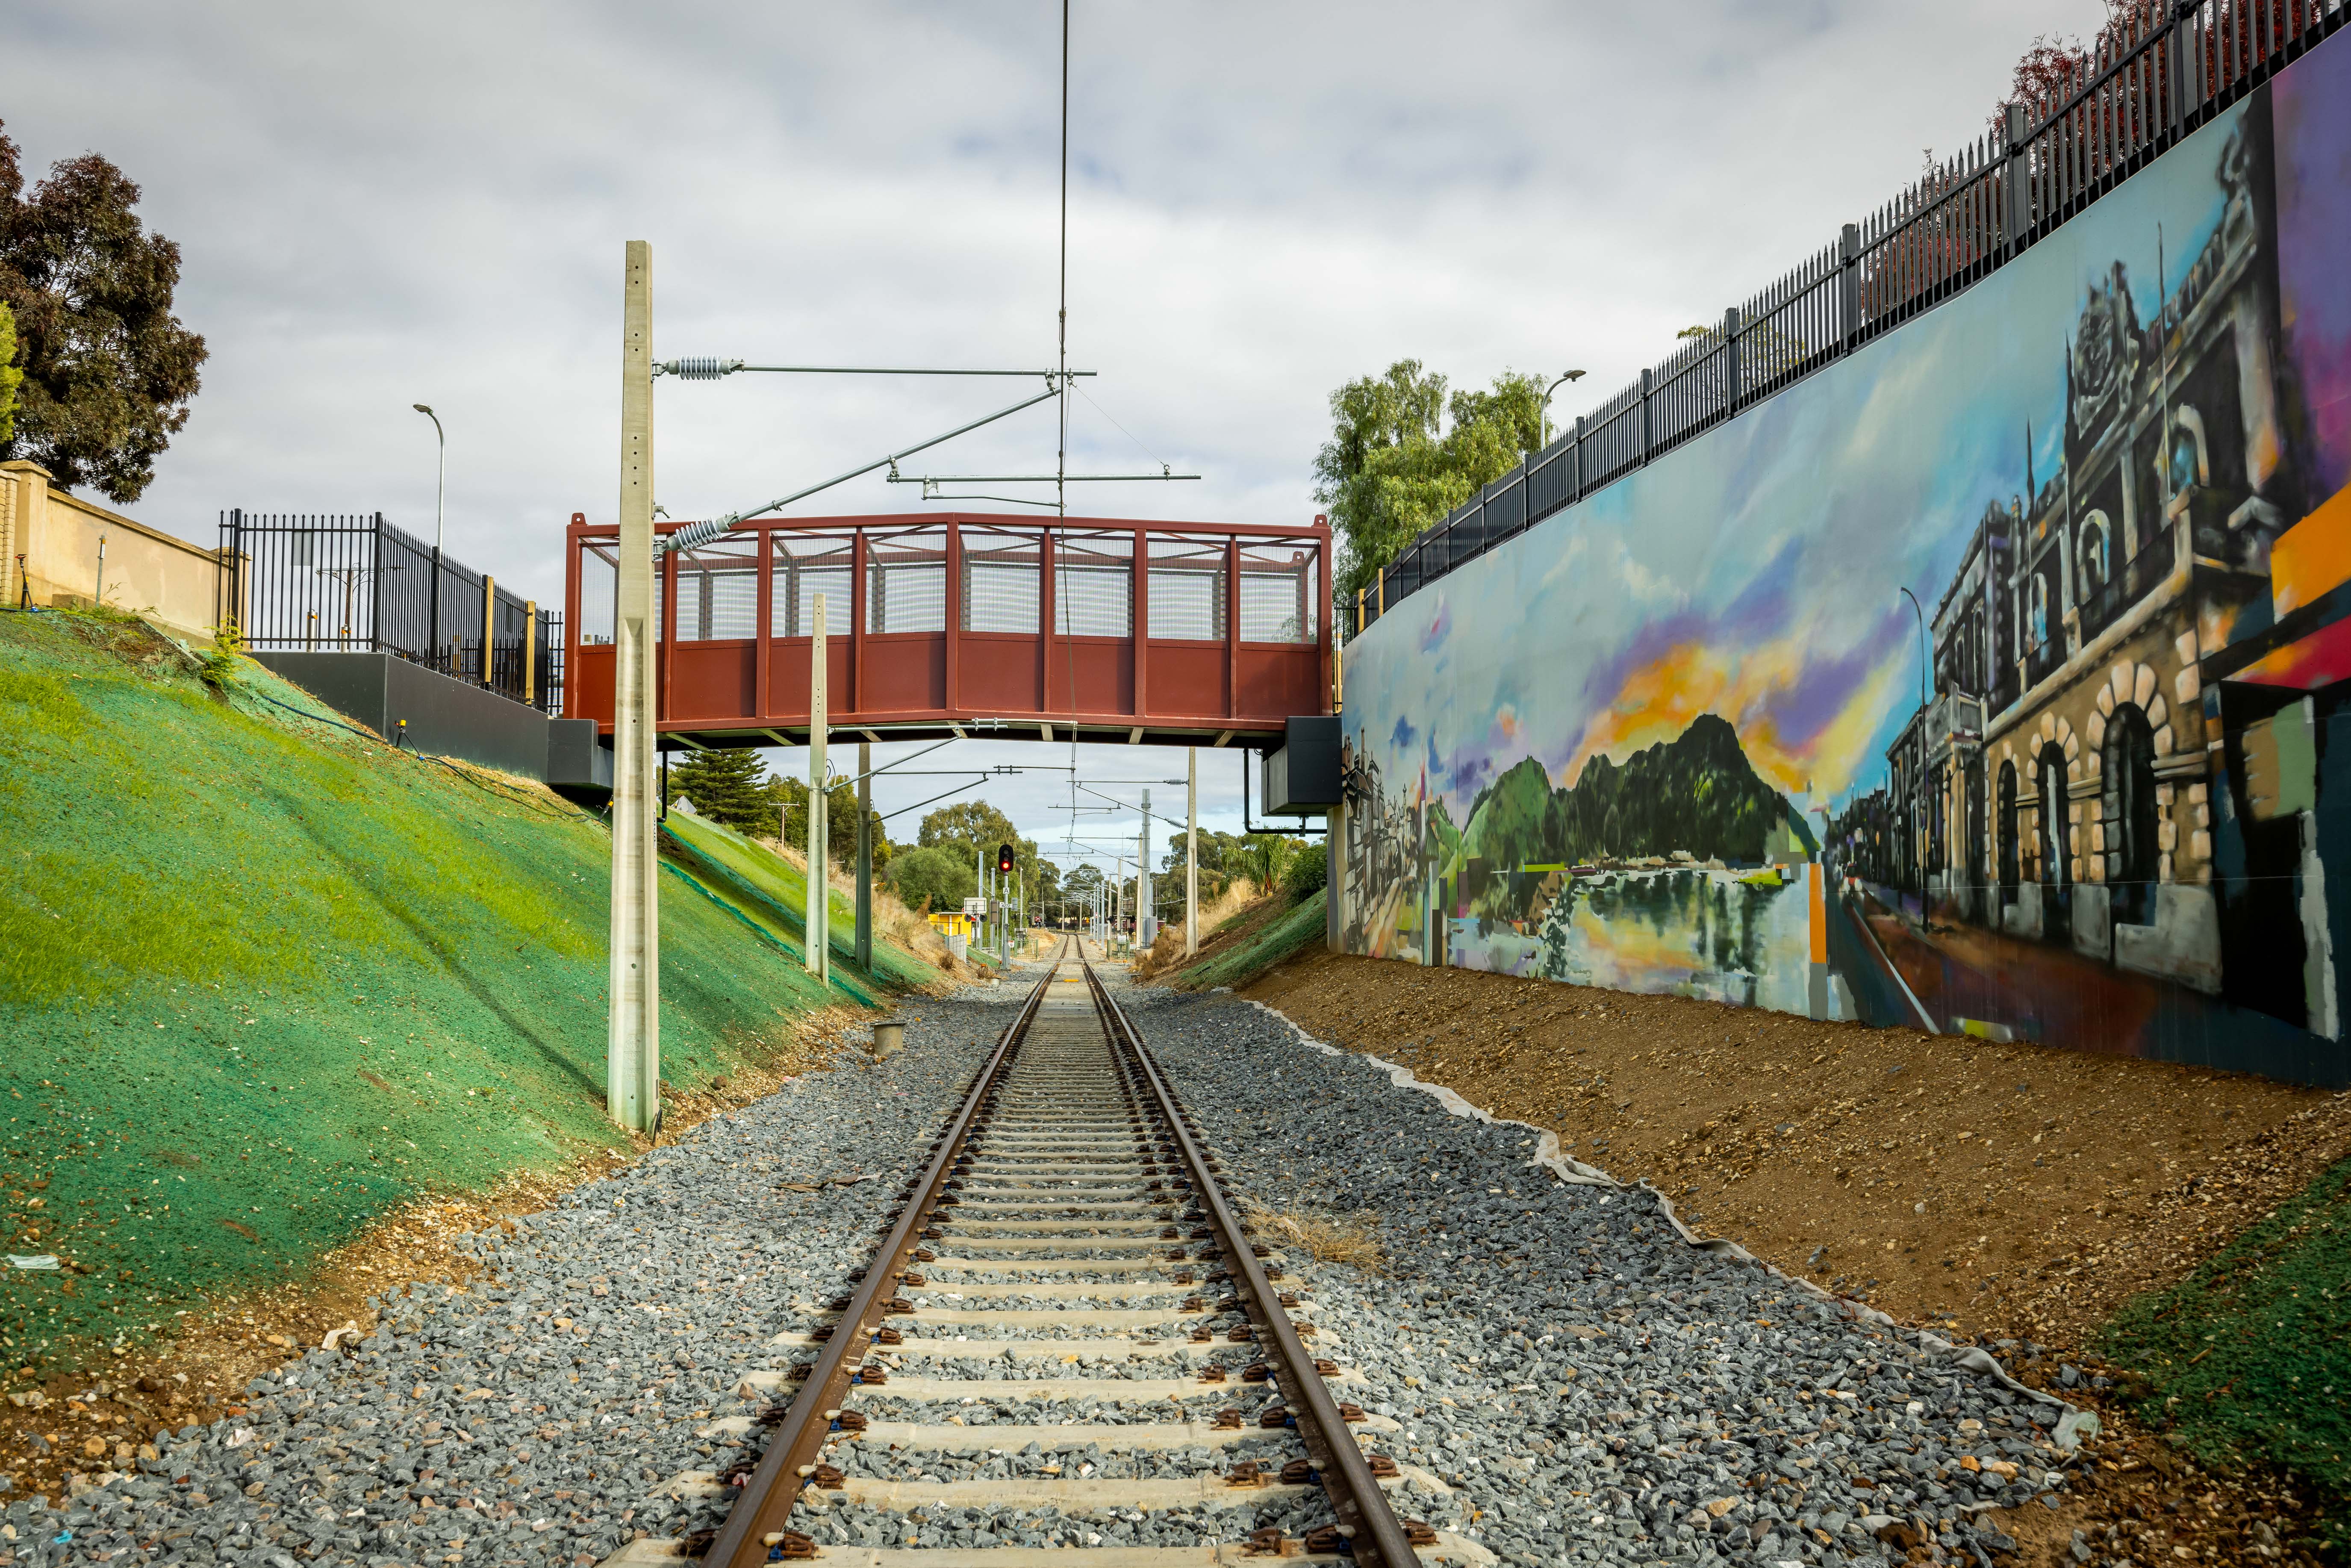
[563,512,1331,744]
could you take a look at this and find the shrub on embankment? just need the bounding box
[0,610,920,1374]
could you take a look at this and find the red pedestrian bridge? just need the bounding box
[562,511,1333,748]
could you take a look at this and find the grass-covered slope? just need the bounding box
[660,810,938,999]
[2098,1154,2351,1545]
[0,610,922,1373]
[1164,888,1328,991]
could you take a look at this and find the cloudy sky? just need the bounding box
[7,0,2105,864]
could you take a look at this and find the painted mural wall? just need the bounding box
[1339,30,2351,1088]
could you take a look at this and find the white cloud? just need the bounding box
[3,0,2108,873]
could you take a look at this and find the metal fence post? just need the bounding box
[1722,306,1743,415]
[1839,223,1863,351]
[1638,368,1653,466]
[216,510,237,638]
[369,513,386,654]
[2003,103,2031,254]
[2172,0,2196,136]
[1572,416,1585,502]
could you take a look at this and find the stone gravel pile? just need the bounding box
[1122,979,2082,1567]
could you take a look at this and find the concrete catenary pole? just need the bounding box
[854,739,873,972]
[806,593,829,983]
[607,240,660,1136]
[1138,789,1153,950]
[1185,748,1199,958]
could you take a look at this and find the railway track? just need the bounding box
[695,938,1478,1568]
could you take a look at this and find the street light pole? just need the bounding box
[412,404,445,670]
[1538,369,1586,450]
[1898,586,1929,712]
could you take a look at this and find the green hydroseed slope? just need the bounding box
[0,611,921,1373]
[659,808,937,997]
[2097,1154,2351,1544]
[1172,888,1329,991]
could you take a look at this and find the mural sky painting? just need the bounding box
[1342,29,2351,1089]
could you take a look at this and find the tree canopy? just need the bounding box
[1313,360,1549,612]
[766,772,893,869]
[0,121,207,503]
[914,798,1051,906]
[883,845,976,914]
[0,304,19,447]
[671,749,777,838]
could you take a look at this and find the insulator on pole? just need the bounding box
[653,516,739,555]
[654,358,744,380]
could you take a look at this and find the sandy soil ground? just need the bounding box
[1236,948,2351,1565]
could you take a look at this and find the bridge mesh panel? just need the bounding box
[578,541,616,645]
[1055,530,1131,637]
[675,536,760,640]
[867,527,946,634]
[772,534,851,637]
[962,527,1041,634]
[1238,538,1316,643]
[1147,535,1225,640]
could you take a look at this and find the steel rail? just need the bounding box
[703,946,1063,1568]
[1081,961,1423,1568]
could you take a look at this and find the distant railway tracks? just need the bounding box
[700,938,1468,1568]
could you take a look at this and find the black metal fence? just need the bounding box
[1361,0,2346,628]
[217,510,563,713]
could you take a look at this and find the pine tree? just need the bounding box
[670,748,776,837]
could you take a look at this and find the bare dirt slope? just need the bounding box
[1235,949,2351,1563]
[1244,949,2348,1348]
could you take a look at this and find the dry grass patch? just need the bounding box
[1243,1201,1387,1274]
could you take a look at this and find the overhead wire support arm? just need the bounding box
[655,360,1098,380]
[654,383,1064,555]
[891,471,1201,485]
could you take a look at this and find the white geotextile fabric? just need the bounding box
[1233,994,2098,1450]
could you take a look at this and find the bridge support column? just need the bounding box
[607,240,660,1137]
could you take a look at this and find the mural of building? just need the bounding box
[1338,30,2351,1088]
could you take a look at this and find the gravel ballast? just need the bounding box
[3,969,2078,1567]
[1120,979,2083,1568]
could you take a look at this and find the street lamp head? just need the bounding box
[412,403,433,415]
